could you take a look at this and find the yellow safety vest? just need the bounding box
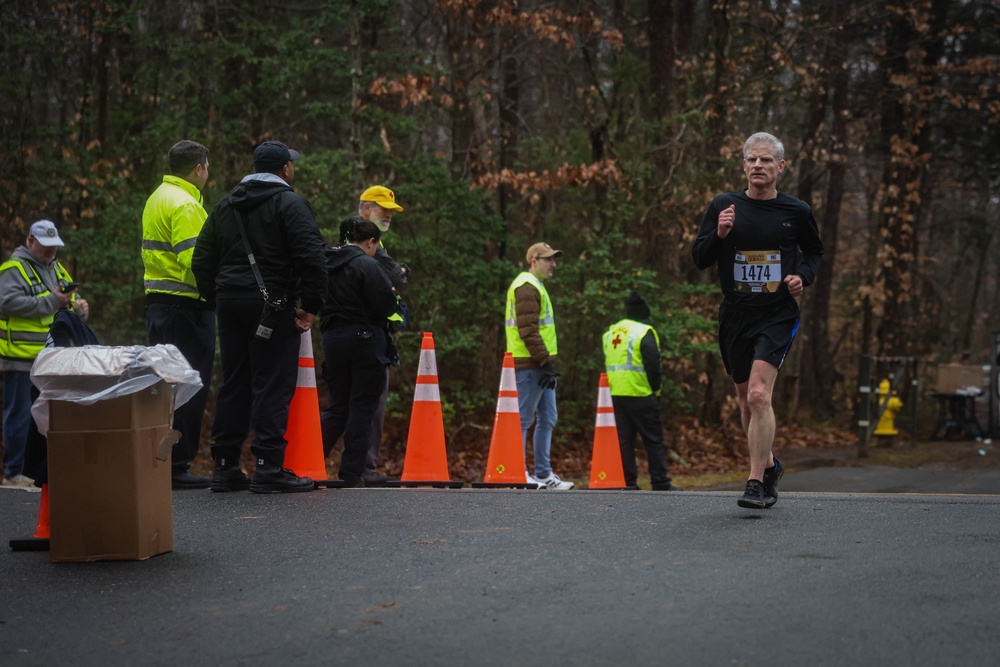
[141,175,206,298]
[505,272,557,358]
[0,258,75,361]
[382,240,404,324]
[603,319,659,396]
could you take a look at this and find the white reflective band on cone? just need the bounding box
[496,396,519,413]
[499,369,516,391]
[595,413,616,428]
[298,331,314,358]
[414,383,440,402]
[296,368,317,388]
[418,350,438,376]
[598,387,613,406]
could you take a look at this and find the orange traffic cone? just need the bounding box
[390,333,462,488]
[587,373,628,489]
[283,331,329,484]
[472,352,537,488]
[9,483,51,551]
[33,483,50,538]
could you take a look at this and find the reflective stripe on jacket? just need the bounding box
[505,271,557,359]
[0,258,74,361]
[142,175,206,298]
[603,319,659,396]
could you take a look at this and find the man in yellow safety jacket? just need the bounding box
[505,242,573,490]
[141,139,214,489]
[602,291,678,490]
[0,220,88,488]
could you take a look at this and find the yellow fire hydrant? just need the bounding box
[873,378,903,436]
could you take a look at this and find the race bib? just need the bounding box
[734,249,781,293]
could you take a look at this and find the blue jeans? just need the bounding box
[3,370,33,479]
[515,368,558,479]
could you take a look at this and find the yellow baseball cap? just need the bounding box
[359,185,404,212]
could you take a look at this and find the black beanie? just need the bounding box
[626,290,651,321]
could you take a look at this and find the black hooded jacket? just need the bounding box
[319,244,396,333]
[192,175,326,315]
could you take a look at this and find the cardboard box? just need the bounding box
[47,381,178,563]
[935,364,984,394]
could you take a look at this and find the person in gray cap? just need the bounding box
[0,220,89,488]
[192,140,326,494]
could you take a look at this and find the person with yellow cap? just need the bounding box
[321,185,408,486]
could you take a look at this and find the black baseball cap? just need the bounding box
[252,141,301,173]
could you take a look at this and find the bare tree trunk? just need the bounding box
[648,0,675,115]
[803,0,851,419]
[349,0,365,188]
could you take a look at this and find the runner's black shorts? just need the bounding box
[718,299,800,384]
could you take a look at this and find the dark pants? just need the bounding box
[146,303,216,472]
[612,395,671,487]
[320,324,388,483]
[367,367,389,474]
[210,297,299,469]
[2,370,33,479]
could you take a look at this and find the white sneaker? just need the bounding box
[536,472,574,490]
[2,474,36,489]
[525,471,541,488]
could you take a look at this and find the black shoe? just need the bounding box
[172,471,211,490]
[737,479,767,509]
[361,473,394,487]
[337,474,366,488]
[211,467,252,493]
[652,481,682,491]
[763,457,784,508]
[250,467,315,494]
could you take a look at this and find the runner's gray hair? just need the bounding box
[743,132,784,161]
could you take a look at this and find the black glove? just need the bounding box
[538,361,559,389]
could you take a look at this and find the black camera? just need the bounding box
[255,299,285,340]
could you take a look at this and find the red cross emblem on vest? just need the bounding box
[612,334,622,349]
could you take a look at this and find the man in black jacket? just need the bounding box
[192,141,326,493]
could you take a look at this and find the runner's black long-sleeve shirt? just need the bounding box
[692,191,823,310]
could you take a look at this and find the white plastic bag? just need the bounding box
[30,344,203,436]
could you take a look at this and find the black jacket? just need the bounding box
[319,245,397,333]
[192,175,327,315]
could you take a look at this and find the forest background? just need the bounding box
[2,0,998,480]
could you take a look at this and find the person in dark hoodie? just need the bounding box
[319,218,397,487]
[602,291,679,491]
[192,141,326,494]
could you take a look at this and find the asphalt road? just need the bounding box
[713,465,1000,495]
[2,484,998,666]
